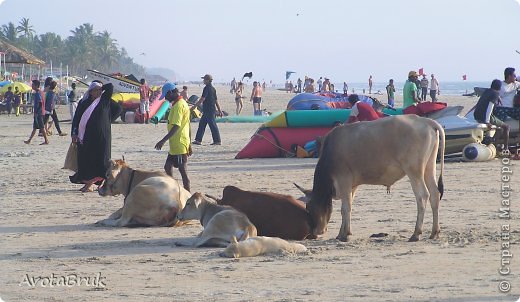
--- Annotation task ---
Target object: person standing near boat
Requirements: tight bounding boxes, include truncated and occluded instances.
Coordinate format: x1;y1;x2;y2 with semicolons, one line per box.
386;79;395;107
403;71;421;109
192;74;222;145
430;74;440;102
346;94;382;123
420;74;429;101
139;78;152;124
368;75;373;94
499;67;520;108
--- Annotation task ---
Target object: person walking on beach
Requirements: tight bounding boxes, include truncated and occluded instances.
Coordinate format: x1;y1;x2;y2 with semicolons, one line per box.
155;85;192;191
386;79;396;107
24;80;49;145
4;86;13;116
68;82;78;120
230;77;237;94
403;71;421;108
180;86;189;100
235;82;244;115
250;81;263;115
192;74;223;145
139;78;151;124
43;80;67;136
343;82;349;94
420;74;429;101
13;87;21;116
430;74;440;102
297;78;302;93
368;75;373;94
317;77;323;92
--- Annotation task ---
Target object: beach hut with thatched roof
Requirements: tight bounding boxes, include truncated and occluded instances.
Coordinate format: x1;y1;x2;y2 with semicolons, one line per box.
0;38;45;81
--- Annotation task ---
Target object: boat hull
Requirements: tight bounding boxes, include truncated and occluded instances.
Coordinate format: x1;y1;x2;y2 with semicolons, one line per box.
87;70;140;93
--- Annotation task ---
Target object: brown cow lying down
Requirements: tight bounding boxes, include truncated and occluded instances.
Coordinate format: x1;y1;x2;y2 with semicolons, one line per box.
210;186;315;240
97;159;191;227
176;192;257;247
220;236;307;258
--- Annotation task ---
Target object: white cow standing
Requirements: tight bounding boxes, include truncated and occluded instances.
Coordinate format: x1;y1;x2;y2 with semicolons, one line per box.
306;115;445;242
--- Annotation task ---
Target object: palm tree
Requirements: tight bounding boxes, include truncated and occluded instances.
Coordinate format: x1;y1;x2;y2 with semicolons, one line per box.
33;32;64;65
94;30;119;71
16;18;35;51
69;23;96;72
1;22;18;43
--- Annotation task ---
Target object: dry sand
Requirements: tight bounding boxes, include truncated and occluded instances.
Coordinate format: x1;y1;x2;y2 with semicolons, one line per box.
0;86;518;301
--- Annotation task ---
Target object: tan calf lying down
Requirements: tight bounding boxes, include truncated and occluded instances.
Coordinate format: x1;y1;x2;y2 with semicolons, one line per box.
97;159;190;227
176;192;257;247
220;236;307;258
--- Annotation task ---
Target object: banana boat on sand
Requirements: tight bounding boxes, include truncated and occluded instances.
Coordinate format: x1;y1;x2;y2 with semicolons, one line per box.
87;69;141;93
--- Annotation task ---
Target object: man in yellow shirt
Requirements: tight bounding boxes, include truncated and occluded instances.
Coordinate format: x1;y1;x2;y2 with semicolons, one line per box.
154;83;192;191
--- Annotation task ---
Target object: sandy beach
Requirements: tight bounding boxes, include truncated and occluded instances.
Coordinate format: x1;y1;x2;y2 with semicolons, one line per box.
0;86;518;301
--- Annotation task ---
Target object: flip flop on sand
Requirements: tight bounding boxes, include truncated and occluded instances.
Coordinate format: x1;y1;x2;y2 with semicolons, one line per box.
39;142;49;145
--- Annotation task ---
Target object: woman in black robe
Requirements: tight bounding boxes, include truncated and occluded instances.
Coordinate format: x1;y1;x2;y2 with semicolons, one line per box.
70;81;122;192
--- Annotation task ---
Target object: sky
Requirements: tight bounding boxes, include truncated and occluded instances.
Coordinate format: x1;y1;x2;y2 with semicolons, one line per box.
1;0;520;83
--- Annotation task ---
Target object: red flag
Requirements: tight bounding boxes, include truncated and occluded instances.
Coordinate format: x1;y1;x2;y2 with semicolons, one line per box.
462;75;467;81
418;68;424;76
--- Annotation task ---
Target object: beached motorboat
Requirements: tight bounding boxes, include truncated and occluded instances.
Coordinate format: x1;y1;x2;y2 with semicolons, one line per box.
87;69;141;93
463;107;520;147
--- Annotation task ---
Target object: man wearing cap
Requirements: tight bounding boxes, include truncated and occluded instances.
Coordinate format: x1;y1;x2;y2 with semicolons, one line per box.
155;84;192;191
403;71;421;109
192;74;222;145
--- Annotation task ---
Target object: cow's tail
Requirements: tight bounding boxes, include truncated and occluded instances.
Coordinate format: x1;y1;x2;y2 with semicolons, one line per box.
434;121;445;200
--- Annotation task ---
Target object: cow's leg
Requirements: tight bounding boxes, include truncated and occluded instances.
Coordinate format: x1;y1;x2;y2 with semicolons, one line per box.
425;161;441;240
409;176;430;242
108;207;124;220
337;186;353;242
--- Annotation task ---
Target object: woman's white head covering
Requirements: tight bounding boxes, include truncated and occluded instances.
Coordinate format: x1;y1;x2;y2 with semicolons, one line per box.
80;81;103;102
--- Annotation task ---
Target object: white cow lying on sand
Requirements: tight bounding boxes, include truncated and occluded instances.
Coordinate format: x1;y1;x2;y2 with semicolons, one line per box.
176;192;257;247
97;159;190;227
176;192;256;247
220;236;308;258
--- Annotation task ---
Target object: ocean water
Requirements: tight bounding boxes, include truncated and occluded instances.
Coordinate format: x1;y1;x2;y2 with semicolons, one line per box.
332;81;490;96
278;81;490;96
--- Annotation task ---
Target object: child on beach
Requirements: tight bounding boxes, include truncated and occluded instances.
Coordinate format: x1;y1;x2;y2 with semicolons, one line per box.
24;80;49;145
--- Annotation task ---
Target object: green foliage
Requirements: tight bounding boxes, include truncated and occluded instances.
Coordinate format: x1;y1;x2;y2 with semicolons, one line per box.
1;19;145;77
